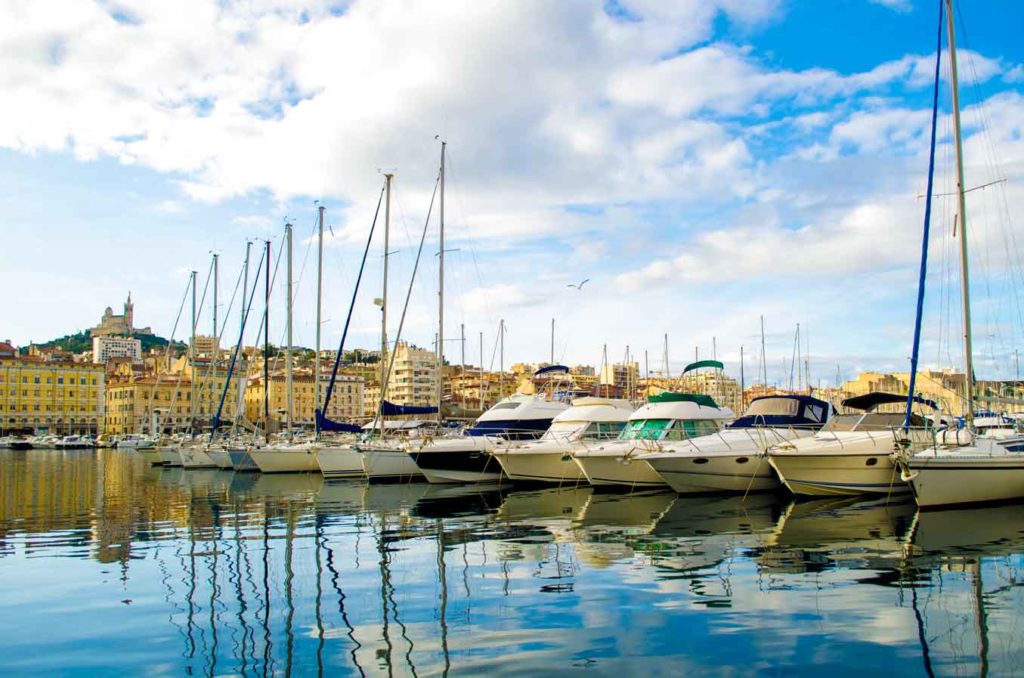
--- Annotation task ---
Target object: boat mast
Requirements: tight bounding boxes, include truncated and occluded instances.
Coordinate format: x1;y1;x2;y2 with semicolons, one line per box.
237;242;251;432
285;222;294;437
498;319;505;400
479;331;484;411
380;173;393;435
945;0;975;429
264;239;271;444
315;205;324;436
190;269;197;436
212;253;219;339
437;142;446;426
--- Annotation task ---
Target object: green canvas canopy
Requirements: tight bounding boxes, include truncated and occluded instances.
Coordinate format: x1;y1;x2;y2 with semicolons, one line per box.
682;359;724;375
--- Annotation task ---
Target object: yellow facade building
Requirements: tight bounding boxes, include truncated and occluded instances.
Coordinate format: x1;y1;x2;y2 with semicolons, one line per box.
105;377;194;434
0;355;105;435
245;370;364;429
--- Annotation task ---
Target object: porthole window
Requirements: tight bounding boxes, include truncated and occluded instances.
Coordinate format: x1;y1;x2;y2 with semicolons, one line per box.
736;457;749;464
865;457;878;467
693;458;709;465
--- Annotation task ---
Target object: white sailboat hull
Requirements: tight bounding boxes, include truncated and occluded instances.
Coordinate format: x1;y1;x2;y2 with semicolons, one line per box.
228;448;259;472
181;447;218;469
359;446;423;481
207;448;234;469
249;447;321;473
317;445;365;479
160;446;183;466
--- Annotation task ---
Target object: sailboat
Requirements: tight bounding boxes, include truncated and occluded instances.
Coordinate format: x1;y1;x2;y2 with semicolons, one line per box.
248;224;322;473
896;0;1024;508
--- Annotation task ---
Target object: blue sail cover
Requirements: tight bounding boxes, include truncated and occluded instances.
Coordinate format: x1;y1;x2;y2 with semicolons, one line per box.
380;400;438;416
315;410;363;433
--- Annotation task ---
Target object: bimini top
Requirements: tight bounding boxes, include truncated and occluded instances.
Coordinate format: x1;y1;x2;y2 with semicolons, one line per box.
466;394;569;439
841;391;938;412
631;393;734;423
729;395;832;430
647;392;719;408
534;364;569;376
553;397;635;424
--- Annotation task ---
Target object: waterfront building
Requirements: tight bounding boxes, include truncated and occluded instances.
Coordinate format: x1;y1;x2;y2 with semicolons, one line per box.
244;370;364;429
190;335;220;358
92;336;143;365
0;351;105;435
90;293;153;338
105;377;193;435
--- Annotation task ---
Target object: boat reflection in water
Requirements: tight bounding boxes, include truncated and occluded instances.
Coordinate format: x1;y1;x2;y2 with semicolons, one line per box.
2;448;1024;674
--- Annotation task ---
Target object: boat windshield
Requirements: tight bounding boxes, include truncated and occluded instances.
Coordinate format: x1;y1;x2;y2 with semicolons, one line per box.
579;421;627;440
821;412;919;432
621;419;670;440
744;397;799;417
540;421;587;441
620;418;719;441
819;414;864;432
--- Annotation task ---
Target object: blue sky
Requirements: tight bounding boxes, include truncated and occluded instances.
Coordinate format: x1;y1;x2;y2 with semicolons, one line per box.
1;0;1022;385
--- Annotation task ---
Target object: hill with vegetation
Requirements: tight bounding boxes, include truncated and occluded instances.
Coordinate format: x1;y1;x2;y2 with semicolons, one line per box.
19;331;186;355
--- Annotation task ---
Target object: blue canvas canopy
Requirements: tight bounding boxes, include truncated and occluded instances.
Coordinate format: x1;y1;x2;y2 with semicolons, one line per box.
315;410;363;433
534;364;569;376
380;400;438;416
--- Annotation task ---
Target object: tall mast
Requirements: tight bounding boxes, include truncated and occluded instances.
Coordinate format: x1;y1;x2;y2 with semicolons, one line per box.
238;242;251;429
945;0;975;428
498;319;505;400
212;253;219;338
740;345;746;410
190;269;197;435
437;141;446;426
315;205;325;432
264;239;271;443
550;318;555;365
760;316;768;388
380;174;393;432
479;331;484;411
285;222;294;436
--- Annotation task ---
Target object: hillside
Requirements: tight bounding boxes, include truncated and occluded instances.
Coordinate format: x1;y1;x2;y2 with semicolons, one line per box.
19;331;186;355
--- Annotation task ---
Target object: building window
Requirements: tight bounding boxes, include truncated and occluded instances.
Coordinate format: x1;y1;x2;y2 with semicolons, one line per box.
58;377;64;385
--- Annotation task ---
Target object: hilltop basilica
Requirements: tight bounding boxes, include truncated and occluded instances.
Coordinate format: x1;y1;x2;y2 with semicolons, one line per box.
90;293;153;338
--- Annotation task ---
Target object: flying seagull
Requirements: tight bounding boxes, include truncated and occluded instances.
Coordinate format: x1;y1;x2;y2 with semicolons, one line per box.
567;278;590;290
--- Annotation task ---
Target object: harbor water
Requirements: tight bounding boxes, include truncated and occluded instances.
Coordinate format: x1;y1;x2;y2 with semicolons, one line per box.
2;448;1023;676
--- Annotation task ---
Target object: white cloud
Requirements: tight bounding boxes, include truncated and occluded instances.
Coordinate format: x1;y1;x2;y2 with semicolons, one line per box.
868;0;913;14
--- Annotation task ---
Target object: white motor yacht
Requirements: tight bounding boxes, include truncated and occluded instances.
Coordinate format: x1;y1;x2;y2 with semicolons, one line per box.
572;393;734;488
491;397;633;484
768;392;937;497
409;394;570;484
641;394;832;494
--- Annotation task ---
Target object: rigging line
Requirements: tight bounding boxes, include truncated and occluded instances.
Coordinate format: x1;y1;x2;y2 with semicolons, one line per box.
379;171;442;407
144;276;192;430
321;181;386;422
906;0;944;429
444;151;496;327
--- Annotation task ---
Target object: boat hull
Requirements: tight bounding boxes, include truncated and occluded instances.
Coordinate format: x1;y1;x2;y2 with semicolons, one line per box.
410;449;504;484
159;447;183;466
180;447;218;469
249;448;321;473
317;445;365;479
207;448;234;469
646;454;780;494
905;455;1024;508
359;446;423;482
228;448;259;472
768;453;909;497
491;450;586;484
573;454;666;488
